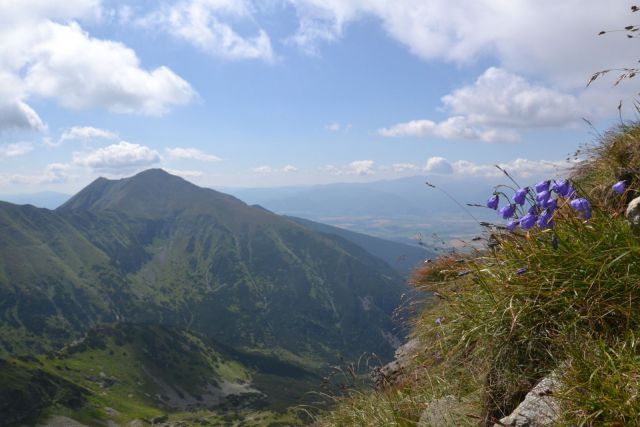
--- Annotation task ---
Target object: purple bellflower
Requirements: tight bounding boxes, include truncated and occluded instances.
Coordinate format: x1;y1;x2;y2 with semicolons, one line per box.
537;209;554;229
506;220;518;232
570;198;590;212
535;180;550;193
499;204;517;219
487;194;499;210
552;180;569;196
514;187;528;206
536;190;551;207
613;180;626;194
520;213;537;230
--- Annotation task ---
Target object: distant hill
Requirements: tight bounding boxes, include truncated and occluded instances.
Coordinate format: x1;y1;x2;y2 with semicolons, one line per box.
0;191;70;209
286;215;435;276
226;175;498;246
0;169;408;424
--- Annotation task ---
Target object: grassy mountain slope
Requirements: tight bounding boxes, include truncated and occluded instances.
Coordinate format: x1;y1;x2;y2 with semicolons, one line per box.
316;124;640;426
55;169;405;364
0;169;408;424
286;215;435;276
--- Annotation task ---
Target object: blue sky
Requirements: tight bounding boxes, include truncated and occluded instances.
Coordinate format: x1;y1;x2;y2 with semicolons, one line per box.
0;0;638;192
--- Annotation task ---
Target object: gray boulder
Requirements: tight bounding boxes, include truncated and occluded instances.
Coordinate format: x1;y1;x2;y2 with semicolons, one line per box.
495;374;561;427
627;196;640;228
372;338;420;388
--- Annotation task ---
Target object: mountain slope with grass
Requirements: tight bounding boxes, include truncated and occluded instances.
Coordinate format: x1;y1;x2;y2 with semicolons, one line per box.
0;169;408;425
315;124;640;426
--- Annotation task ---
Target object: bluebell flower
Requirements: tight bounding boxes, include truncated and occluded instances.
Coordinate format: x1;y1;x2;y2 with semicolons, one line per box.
546;198;558;213
570;198;590;212
613;180;626;194
537;209;554;229
520;213;537;230
563;185;577;199
506;220;518;232
499;204;517;219
487;194;499;210
535;180;550;193
513;187;528;206
528;205;538;215
516;267;527;275
581;209;592;220
536;190;551;207
552;180;569;195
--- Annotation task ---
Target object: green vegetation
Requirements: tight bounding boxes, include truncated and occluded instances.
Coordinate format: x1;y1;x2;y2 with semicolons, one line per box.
0;169;409;425
315;124;640;426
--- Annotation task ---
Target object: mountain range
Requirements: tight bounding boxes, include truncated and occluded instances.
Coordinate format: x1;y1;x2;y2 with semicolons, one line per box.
0;169;412;425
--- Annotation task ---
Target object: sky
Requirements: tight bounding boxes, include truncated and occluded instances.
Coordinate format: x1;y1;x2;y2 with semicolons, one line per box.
0;0;639;193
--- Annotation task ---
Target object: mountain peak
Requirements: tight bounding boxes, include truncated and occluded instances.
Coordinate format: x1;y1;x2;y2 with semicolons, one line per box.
57;169;236;217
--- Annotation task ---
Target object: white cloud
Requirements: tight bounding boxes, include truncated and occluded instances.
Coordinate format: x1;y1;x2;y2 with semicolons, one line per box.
253;164;298;173
0;163;70;186
325;122;341;132
424;157;453;174
24;22;195;115
59;126;118;144
443;68;585;128
0;1;195;133
0;72;45;133
323;160;375;176
164;168;204;178
324;122;351;132
165;147;222;162
73;141;161;173
378;116;519;143
378;68;589;143
284;1;637;89
138;0;274;62
422;157;569;179
391;163;417;172
0;142;34;158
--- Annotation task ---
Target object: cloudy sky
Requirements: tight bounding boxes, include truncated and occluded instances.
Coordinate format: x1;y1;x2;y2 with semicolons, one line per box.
0;0;638;192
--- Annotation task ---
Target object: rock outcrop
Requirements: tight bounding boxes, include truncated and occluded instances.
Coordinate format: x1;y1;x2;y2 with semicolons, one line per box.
626;196;640;228
494;374;561;427
372;338;421;388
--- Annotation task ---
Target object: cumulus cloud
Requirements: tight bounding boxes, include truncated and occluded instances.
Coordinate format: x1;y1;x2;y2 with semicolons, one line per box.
138;0;274;62
0;163;70;186
0;1;195;133
284;1;636;89
0;142;34;158
378;68;588;143
424;157;453;174
165;147;222;162
378;116;519;143
443;68;585;128
420;156;569;179
59;126;118;144
73;141;161;173
23;22;195;115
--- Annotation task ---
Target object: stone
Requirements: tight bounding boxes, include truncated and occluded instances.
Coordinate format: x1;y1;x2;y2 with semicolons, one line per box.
627;196;640;229
495;374;561;427
417;395;459;426
371;338;421;388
